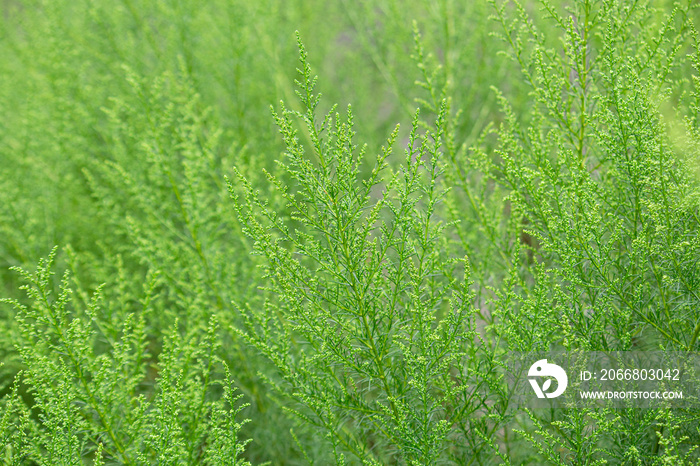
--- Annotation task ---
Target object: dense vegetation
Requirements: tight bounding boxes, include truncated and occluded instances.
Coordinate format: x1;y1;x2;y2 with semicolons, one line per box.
1;0;700;463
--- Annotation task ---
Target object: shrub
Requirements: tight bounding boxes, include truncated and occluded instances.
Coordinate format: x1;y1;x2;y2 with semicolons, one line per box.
1;0;699;464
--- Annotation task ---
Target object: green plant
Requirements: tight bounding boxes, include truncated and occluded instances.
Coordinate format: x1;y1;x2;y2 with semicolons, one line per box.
2;0;700;464
230;35;492;464
1;249;251;464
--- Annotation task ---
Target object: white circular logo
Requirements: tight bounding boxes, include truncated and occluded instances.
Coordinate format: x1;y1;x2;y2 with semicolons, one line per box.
528;359;568;399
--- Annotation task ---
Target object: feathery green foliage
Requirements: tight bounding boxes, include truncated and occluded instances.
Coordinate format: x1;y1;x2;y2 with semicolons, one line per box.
1;0;700;464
